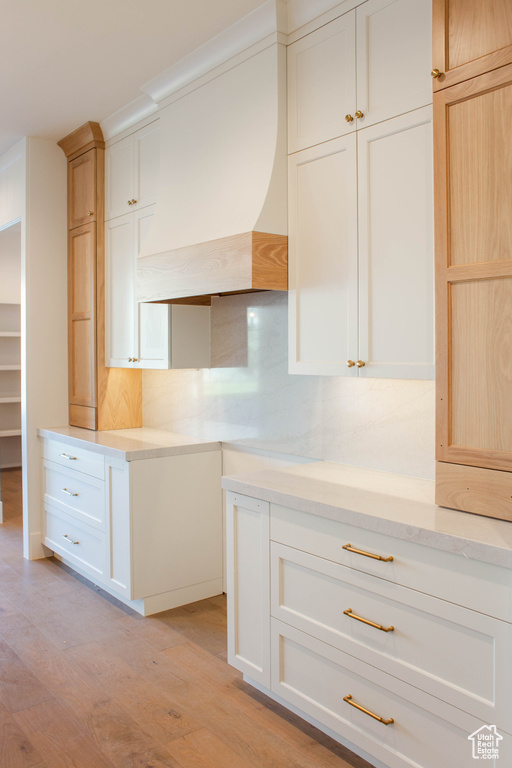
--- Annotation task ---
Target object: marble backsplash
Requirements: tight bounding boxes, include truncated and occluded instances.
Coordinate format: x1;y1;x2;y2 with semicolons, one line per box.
143;291;436;479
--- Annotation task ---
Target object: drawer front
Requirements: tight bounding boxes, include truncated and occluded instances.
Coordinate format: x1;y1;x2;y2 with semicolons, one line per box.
271;542;511;727
43;462;105;531
42;438;104;480
270;503;512;621
271;620;510;768
44;506;106;582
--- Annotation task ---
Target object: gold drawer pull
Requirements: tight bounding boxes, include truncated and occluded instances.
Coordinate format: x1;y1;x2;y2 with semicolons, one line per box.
61;488;79;497
62;534;79;545
59;452;77;461
343;695;394;725
343;608;394;633
342;543;393;562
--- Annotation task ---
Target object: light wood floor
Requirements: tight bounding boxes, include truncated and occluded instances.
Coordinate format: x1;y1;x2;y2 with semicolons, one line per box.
0;468;375;768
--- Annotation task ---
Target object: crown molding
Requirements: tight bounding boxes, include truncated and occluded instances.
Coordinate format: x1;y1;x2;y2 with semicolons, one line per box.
101;95;158;143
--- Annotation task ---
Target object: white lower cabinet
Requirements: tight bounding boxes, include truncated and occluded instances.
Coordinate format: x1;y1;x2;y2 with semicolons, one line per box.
42;438;223;615
226;492;512;767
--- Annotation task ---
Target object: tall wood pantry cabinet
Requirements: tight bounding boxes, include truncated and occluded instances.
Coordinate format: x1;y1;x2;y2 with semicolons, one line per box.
287;0;434;378
58;123;142;430
433;1;512;520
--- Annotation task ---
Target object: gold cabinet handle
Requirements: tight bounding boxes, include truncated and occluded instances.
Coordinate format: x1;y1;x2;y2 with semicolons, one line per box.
343;695;394;725
343;608;394;633
431;69;442;78
59;452;77;461
87;210;94;216
345;114;354;123
356;360;365;368
346;360;356;368
62;534;79;545
354;110;364;119
342;543;393;562
61;488;79;497
132;358;138;362
128;199;137;205
128;357;133;362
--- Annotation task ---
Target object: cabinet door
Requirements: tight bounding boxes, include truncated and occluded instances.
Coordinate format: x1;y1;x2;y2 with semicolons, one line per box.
68;224;96;409
105;121;159;220
356;0;432;129
133;122;160;211
288;136;358;376
432;0;512;90
226;492;270;688
105;214;135;368
68;150;97;229
134;206;171;369
287;12;356;152
435;65;512;472
357;107;434;379
105;137;134;220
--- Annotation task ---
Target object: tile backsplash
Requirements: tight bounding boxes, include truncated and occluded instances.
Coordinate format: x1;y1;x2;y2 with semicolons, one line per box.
143;291;435;479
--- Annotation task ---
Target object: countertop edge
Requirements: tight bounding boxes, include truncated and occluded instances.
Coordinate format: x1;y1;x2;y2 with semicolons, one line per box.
222;476;512;570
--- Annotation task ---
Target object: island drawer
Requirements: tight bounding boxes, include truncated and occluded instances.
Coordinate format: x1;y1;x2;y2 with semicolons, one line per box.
271;542;511;727
42;438;104;480
43;505;106;583
270;503;512;621
43;461;105;531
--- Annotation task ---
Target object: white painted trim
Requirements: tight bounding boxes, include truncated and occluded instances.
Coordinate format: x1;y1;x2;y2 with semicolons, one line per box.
101;96;158;143
141;0;286;105
0;140;25;172
0;500;3;523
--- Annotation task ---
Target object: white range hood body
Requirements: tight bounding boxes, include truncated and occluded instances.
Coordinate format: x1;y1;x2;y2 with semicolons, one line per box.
137;40;287;302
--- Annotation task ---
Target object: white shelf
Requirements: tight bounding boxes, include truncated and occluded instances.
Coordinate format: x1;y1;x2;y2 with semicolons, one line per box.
0;429;22;437
0;395;21;403
0;331;21;337
0;365;21;371
0;461;22;469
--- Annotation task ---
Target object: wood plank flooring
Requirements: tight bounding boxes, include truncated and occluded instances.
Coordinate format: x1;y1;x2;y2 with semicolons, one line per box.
0;468;375;768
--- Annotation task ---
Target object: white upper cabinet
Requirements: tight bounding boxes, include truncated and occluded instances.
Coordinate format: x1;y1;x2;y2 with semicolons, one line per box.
288;0;432;153
105;121;160;220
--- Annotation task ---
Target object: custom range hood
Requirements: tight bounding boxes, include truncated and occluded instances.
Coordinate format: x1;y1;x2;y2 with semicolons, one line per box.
136;7;288;305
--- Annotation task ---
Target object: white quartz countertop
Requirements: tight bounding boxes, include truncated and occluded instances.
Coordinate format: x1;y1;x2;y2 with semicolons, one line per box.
38;426;221;461
222;461;512;569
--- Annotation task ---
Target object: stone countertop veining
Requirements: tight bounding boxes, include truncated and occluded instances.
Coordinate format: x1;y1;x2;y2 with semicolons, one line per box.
38;426;221;462
222;461;512;569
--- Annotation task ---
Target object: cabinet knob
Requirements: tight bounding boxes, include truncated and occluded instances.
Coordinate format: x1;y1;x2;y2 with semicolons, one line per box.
87;210;94;216
431;69;442;78
345;114;354;123
356;360;365;368
128;357;133;362
132;358;138;362
346;360;356;368
355;110;364;119
127;199;138;206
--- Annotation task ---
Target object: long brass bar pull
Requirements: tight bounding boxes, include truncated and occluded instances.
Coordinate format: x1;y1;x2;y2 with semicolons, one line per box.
343;608;394;633
342;543;393;562
59;452;77;461
61;488;79;497
343;695;394;725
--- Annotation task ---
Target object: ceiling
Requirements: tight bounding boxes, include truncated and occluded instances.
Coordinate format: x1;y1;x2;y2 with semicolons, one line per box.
0;0;269;157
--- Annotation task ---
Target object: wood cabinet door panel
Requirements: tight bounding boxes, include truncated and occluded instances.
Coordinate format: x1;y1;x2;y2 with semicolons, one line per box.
288;136;358;376
433;0;512;88
68;224;96;408
356;0;432;130
68;151;96;229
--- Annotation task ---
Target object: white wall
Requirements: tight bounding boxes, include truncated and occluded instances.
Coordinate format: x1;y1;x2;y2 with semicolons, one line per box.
0;222;21;303
143;291;435;480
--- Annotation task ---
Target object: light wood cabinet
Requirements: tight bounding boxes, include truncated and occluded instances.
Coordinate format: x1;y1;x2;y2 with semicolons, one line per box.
289;106;434;378
58;123;142;431
433;19;512;518
105;121;159;221
287;0;431;153
432;0;512;90
226;491;512;768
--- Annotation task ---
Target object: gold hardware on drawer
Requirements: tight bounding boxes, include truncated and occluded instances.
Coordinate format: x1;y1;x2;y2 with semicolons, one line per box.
346;360;355;368
342;543;393;562
431;68;442;78
343;695;394;725
61;488;79;497
62;534;79;545
59;452;77;461
356;360;365;368
354;110;364;119
345;114;354;123
343;608;394;633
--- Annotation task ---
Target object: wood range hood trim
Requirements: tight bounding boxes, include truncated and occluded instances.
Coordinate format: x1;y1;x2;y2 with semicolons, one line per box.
137;230;288;304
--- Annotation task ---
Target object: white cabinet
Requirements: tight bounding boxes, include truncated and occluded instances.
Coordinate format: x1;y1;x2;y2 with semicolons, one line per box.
105;121;160;220
289;106;434;379
287;0;432;153
226;491;512;768
41;436;223;615
0;303;21;468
